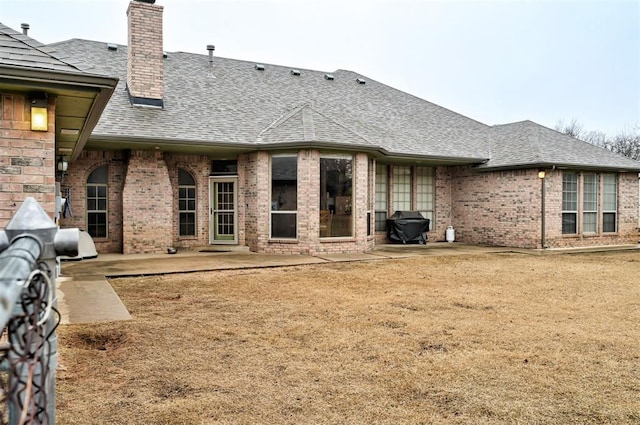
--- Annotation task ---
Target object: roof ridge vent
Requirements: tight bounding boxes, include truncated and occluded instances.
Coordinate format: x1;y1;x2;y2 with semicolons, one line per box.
107;43;118;51
291;69;301;76
324;74;334;81
356;78;366;85
255;64;265;71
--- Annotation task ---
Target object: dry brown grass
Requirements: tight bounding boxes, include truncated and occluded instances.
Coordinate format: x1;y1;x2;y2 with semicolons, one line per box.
56;251;640;424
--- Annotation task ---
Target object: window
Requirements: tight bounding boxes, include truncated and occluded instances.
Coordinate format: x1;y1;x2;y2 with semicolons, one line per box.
320;156;352;237
562;172;578;234
582;173;598;233
392;165;411;212
178;169;196;237
87;165;108;238
602;174;617;232
562;171;618;235
416;166;434;230
271;155;297;239
375;164;388;231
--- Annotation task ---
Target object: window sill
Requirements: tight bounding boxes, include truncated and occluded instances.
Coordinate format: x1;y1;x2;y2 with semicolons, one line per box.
268;239;299;244
320;237;356;243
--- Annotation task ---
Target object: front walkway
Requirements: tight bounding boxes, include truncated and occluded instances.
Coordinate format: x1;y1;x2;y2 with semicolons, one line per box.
57;242;639;324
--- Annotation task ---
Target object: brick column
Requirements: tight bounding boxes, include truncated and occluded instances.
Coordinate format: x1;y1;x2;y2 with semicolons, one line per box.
122;150;172;253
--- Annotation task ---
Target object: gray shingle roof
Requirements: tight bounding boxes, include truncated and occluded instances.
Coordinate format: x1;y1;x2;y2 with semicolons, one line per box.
42;39;490;160
482;121;640;171
40;38;640;171
0;23;82;73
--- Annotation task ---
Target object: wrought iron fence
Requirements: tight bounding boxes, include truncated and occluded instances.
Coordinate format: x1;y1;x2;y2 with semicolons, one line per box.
0;198;78;425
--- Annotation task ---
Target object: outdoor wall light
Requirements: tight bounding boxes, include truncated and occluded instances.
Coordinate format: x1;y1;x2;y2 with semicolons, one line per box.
537;170;546;179
30;97;48;132
57;155;68;174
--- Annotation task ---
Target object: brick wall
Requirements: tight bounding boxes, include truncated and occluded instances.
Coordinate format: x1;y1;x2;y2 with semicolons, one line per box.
253;150;375;255
450;166;541;248
165;154;210;249
58;151;126;253
126;0;164;101
122;150;172;253
0;93;56;226
543;170;639;248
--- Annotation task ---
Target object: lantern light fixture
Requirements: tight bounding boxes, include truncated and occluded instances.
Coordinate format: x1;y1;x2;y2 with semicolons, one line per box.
57;155;68;174
30;95;48;132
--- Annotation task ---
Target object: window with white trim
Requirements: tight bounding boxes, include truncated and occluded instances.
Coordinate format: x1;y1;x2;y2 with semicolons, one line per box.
392;165;411;212
562;172;578;234
178;168;197;237
416;166;434;230
582;173;598;233
375;164;388;231
87;165;108;238
562;171;618;235
602;173;617;233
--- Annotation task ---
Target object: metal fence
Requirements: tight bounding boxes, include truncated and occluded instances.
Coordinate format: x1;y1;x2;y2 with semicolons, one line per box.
0;198;78;425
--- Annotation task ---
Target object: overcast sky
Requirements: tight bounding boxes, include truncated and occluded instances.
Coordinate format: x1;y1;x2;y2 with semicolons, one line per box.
2;0;638;136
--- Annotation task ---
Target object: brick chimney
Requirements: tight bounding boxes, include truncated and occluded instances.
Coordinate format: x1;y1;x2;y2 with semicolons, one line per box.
126;0;164;107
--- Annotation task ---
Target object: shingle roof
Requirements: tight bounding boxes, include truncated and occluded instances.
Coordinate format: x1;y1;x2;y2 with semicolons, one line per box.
42;39;491;161
0;23;82;73
40;38;640;171
482;121;640;171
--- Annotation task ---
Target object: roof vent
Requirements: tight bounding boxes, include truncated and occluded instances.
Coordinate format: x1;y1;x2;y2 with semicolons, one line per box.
207;45;215;66
20;23;29;35
356;78;366;85
324;74;334;81
107;43;118;51
255;64;265;71
291;69;301;76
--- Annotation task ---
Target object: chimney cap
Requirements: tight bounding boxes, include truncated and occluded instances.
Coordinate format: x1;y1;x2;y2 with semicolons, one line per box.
207;45;215;51
135;0;156;3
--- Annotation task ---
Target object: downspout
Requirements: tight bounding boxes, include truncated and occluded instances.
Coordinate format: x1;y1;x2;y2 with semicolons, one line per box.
539;169;547;249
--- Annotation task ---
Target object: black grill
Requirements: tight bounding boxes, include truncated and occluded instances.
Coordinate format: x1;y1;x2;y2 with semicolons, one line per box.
386;211;429;244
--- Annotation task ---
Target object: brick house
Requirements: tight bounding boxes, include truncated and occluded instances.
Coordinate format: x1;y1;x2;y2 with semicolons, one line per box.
2;0;639;255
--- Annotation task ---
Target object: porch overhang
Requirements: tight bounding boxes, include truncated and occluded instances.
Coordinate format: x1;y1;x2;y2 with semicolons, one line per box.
0;65;118;161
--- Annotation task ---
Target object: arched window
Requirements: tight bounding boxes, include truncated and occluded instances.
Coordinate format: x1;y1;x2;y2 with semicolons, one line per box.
178;168;197;237
87;165;108;238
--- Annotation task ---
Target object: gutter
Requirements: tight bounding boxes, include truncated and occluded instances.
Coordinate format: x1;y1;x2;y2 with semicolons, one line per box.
88;134;489;165
475;161;640;173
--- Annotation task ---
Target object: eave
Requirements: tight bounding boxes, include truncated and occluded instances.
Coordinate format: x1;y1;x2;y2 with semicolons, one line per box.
0;65;118;160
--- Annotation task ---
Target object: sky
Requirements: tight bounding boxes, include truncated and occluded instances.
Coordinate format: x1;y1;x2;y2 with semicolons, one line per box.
1;0;638;136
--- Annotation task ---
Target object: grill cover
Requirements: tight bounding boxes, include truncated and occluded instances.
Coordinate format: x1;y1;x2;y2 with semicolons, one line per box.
386;211;430;244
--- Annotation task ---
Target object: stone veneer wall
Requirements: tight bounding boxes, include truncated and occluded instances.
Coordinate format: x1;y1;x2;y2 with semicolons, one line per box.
0;93;56;225
122;150;172;253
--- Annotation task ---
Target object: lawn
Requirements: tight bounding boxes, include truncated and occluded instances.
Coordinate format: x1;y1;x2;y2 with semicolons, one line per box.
56;251;640;424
